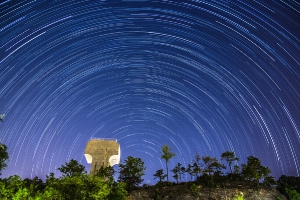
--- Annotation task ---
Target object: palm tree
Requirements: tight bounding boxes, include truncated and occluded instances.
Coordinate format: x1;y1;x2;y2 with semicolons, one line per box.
161;144;176;182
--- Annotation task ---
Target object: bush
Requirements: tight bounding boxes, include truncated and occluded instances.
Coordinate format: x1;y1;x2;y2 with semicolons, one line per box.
189;183;199;197
233;194;244;200
285;188;300;200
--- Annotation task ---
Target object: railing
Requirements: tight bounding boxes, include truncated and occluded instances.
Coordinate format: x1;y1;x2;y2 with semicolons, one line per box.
90;137;117;141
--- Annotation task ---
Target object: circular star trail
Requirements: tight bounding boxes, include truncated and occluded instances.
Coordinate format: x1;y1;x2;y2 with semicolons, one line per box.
0;1;299;183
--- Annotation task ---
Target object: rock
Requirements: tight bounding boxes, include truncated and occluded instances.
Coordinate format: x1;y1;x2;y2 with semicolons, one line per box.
128;185;287;200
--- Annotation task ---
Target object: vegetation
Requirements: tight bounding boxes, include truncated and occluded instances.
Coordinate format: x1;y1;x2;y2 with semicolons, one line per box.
277;175;300;200
0;143;8;176
118;156;146;191
221;151;239;173
241;156;272;187
161;144;176;182
0;142;298;199
0;143;127;199
233;194;244;200
189;183;199;197
57;159;86;177
153;169;166;183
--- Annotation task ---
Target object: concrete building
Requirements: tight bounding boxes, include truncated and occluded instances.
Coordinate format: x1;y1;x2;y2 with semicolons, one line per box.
84;138;120;174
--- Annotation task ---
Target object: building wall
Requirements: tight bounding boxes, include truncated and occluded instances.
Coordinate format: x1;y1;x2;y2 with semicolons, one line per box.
84;139;120;174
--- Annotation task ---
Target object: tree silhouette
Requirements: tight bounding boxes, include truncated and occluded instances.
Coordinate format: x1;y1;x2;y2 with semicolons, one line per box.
57;159;86;177
0;143;8;176
118;156;146;191
192;162;201;179
161;144;176;182
202;156;225;176
241;156;271;187
153;169;167;183
171;163;181;183
95;165;115;179
221;151;239;173
186;164;193;181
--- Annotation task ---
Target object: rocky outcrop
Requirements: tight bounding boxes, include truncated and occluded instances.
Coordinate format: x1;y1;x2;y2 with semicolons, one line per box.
128;184;287;200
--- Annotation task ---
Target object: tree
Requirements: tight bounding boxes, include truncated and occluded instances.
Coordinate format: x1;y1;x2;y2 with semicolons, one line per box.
161;144;176;182
263;176;276;188
221;151;239;173
192;162;201;179
6;175;25;192
171;163;181;183
202;156;225;176
241;156;271;187
41;171;126;200
49;174;87;200
106;180;127;200
285;188;300;200
277;175;300;198
173;173;179;184
153;169;167;183
233;165;240;175
0;180;10;199
95;165;115;179
57;159;86;177
23;176;45;198
186;164;193;181
118;156;146;191
180;166;186;182
193;153;201;166
36;186;62;200
0;143;8;176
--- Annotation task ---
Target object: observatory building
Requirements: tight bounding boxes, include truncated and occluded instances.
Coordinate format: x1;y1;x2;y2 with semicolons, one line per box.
84;138;120;174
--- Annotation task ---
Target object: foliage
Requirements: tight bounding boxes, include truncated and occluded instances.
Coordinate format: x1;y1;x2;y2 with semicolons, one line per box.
95;165;115;179
161;144;176;182
57;159;86;177
179;165;186;182
23;176;45;198
5;175;25;195
233;165;240;175
0;143;9;176
241;156;271;187
171;163;181;183
189;183;199;197
221;151;239;173
192;162;202;179
118;156;146;191
233;194;244;200
153;187;163;200
153;169;167;183
193;153;201;166
186;164;193;181
231;165;242;181
285;188;300;200
172;173;179;184
58;174;88;199
106;180;128;200
277;175;300;200
263;175;276;188
0;158;127;200
1;142;300;199
0;175;36;200
202;156;225;176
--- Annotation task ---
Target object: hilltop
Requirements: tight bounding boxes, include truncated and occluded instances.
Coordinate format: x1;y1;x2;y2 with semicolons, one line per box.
128;183;287;200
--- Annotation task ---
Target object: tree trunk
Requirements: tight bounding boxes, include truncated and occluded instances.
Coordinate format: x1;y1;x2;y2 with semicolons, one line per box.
166;161;169;182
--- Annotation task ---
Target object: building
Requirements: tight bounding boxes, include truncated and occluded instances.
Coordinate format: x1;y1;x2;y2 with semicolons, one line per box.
84;138;120;174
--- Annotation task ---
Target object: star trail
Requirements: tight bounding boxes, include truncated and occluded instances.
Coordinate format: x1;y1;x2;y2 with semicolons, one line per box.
0;0;299;183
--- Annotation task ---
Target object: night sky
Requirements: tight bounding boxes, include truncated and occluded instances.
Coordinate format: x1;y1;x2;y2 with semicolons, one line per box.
0;0;300;184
